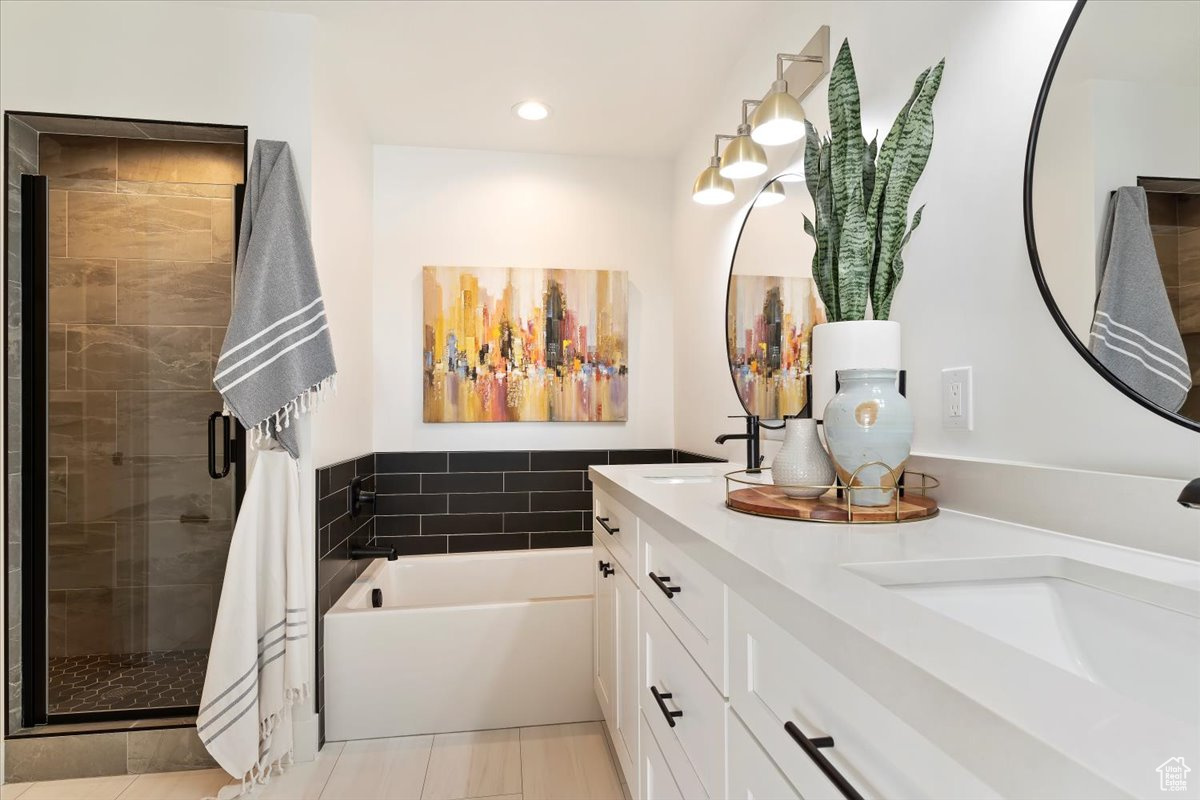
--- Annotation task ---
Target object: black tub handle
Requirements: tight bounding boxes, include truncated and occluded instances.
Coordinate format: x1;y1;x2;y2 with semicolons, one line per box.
649;572;681;599
208;412;231;479
596;516;619;535
650;685;683;728
784;721;863;800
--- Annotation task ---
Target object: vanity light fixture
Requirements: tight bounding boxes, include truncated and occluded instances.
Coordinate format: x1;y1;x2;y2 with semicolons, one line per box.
692;134;737;205
750;53;821;146
513;100;551;121
719;100;769;179
753;181;786;207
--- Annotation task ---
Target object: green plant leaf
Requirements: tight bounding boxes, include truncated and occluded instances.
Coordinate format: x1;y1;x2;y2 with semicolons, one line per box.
873;59;943;317
828;39;867;320
876;205;923;320
836;190;870;321
804;120;822;201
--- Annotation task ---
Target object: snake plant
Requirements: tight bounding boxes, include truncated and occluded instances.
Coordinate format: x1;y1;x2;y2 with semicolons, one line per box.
803;40;944;321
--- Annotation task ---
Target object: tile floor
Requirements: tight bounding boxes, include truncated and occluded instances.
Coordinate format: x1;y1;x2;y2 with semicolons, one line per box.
0;722;628;800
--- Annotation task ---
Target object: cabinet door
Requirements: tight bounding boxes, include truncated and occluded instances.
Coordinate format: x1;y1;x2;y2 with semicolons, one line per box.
640;712;684;800
594;539;617;722
614;565;640;790
728;709;801;800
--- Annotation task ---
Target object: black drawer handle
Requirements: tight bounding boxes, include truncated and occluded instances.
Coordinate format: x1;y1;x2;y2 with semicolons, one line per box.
784;721;863;800
649;572;681;599
598;560;614;577
650;685;683;728
596;516;620;535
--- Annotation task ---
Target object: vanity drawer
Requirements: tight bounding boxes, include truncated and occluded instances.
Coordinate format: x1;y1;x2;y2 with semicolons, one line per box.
593;488;638;575
640;711;684;800
640;594;725;800
641;522;726;693
728;708;801;800
729;593;996;800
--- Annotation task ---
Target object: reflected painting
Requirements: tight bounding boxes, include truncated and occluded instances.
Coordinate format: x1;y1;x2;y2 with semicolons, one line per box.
423;266;629;422
726;275;825;418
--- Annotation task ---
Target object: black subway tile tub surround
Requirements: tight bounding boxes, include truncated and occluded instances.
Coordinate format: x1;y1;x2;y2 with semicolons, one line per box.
369;449;723;556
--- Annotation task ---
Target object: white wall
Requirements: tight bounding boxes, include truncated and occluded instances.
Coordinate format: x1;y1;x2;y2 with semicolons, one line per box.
372;146;675;452
673;0;1200;482
311;28;375;467
0;0;326;761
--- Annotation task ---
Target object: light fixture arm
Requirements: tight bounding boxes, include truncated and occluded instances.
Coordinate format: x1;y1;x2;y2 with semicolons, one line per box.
776;52;824;81
740;100;761;134
713;133;736;159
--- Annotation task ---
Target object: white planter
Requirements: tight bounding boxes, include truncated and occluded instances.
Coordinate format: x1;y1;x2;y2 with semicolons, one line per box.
810;320;902;421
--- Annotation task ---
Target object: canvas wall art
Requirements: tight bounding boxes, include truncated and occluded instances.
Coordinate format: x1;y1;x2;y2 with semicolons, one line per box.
726;275;826;419
423;266;629;423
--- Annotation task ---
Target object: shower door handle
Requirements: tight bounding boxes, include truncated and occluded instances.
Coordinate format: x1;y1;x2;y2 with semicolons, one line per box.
208;412;231;479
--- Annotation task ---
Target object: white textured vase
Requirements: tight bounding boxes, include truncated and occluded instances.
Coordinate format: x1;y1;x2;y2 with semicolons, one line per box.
771;418;835;498
811;320;902;421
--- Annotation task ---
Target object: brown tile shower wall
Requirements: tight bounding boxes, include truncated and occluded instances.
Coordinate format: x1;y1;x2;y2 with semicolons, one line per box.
1147;189;1200;417
6;115;39;733
40;133;242;660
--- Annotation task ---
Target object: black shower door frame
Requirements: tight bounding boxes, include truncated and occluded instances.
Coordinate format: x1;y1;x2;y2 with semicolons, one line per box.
4;111;249;728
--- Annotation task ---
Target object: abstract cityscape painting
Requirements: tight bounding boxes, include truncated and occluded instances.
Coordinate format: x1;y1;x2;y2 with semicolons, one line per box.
423;266;629;422
726;275;826;419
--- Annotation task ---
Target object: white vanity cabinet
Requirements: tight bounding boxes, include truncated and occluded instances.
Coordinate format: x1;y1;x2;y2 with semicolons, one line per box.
592;471;996;800
594;536;639;792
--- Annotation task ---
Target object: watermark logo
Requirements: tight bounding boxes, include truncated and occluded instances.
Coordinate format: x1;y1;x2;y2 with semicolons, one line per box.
1158;757;1190;793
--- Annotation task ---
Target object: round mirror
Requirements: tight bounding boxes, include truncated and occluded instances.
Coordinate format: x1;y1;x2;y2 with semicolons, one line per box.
1027;0;1200;430
725;174;827;421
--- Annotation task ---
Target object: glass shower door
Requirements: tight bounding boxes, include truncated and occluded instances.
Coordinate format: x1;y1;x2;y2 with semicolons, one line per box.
27;127;245;720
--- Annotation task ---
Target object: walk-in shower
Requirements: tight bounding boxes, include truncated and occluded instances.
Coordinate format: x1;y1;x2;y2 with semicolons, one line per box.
4;112;247;730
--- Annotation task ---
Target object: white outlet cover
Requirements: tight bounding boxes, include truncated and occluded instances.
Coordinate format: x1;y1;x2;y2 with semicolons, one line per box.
942;367;972;430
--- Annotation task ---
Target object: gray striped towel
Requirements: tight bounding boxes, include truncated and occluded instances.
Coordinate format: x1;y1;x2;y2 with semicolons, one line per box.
1090;187;1191;411
215;140;336;458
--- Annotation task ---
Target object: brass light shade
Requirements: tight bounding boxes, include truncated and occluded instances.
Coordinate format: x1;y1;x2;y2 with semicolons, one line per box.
719;128;768;179
750;80;806;146
692;156;735;205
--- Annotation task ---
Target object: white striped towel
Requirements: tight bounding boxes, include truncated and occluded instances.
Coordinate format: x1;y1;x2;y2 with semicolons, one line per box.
198;444;309;797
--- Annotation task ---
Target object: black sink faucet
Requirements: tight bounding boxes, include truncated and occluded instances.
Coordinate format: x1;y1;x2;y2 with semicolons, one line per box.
716;414;763;472
1179;478;1200;509
350;544;398;561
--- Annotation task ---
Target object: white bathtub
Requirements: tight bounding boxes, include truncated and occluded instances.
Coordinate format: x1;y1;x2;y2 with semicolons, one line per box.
323;548;601;741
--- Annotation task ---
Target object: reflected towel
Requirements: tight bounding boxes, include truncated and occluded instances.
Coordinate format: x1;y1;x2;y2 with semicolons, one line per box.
197;445;309;797
1090;187;1190;411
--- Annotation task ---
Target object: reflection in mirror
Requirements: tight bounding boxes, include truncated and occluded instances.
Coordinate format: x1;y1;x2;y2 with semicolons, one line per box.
1031;0;1200;425
726;174;826;420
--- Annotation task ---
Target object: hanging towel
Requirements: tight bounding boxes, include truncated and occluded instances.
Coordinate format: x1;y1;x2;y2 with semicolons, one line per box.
197;445;309;797
1090;186;1191;411
215;140;336;458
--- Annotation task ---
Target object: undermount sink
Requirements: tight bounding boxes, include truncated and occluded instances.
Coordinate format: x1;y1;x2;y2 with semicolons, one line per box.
845;556;1200;723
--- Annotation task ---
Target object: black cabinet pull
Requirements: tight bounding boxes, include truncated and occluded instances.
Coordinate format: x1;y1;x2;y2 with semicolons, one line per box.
649;572;681;599
650;685;683;728
784;721;863;800
595;516;620;535
598;560;614;577
207;412;231;479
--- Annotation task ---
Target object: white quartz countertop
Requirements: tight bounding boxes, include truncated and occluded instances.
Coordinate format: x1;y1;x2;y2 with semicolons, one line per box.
590;462;1200;800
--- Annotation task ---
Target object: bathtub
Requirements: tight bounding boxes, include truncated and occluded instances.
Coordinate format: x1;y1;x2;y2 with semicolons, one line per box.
323;547;601;741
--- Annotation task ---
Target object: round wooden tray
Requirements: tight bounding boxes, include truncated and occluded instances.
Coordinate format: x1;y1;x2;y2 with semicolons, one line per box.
726;484;938;524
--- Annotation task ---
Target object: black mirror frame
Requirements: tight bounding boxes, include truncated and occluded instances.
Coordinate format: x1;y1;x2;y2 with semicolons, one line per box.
1023;0;1199;433
724;173;808;424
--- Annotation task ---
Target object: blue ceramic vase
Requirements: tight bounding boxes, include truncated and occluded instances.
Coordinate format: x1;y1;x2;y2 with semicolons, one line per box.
822;368;913;507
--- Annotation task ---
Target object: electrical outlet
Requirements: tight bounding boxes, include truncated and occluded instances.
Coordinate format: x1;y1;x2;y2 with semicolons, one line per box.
942;367;972;430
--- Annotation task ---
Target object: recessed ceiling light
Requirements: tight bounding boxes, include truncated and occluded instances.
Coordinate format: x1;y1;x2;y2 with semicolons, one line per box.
513;100;551;121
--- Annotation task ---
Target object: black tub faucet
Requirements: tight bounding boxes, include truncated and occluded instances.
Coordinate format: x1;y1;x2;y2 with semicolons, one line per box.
716;414;763;472
351;544;398;561
1178;478;1200;509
